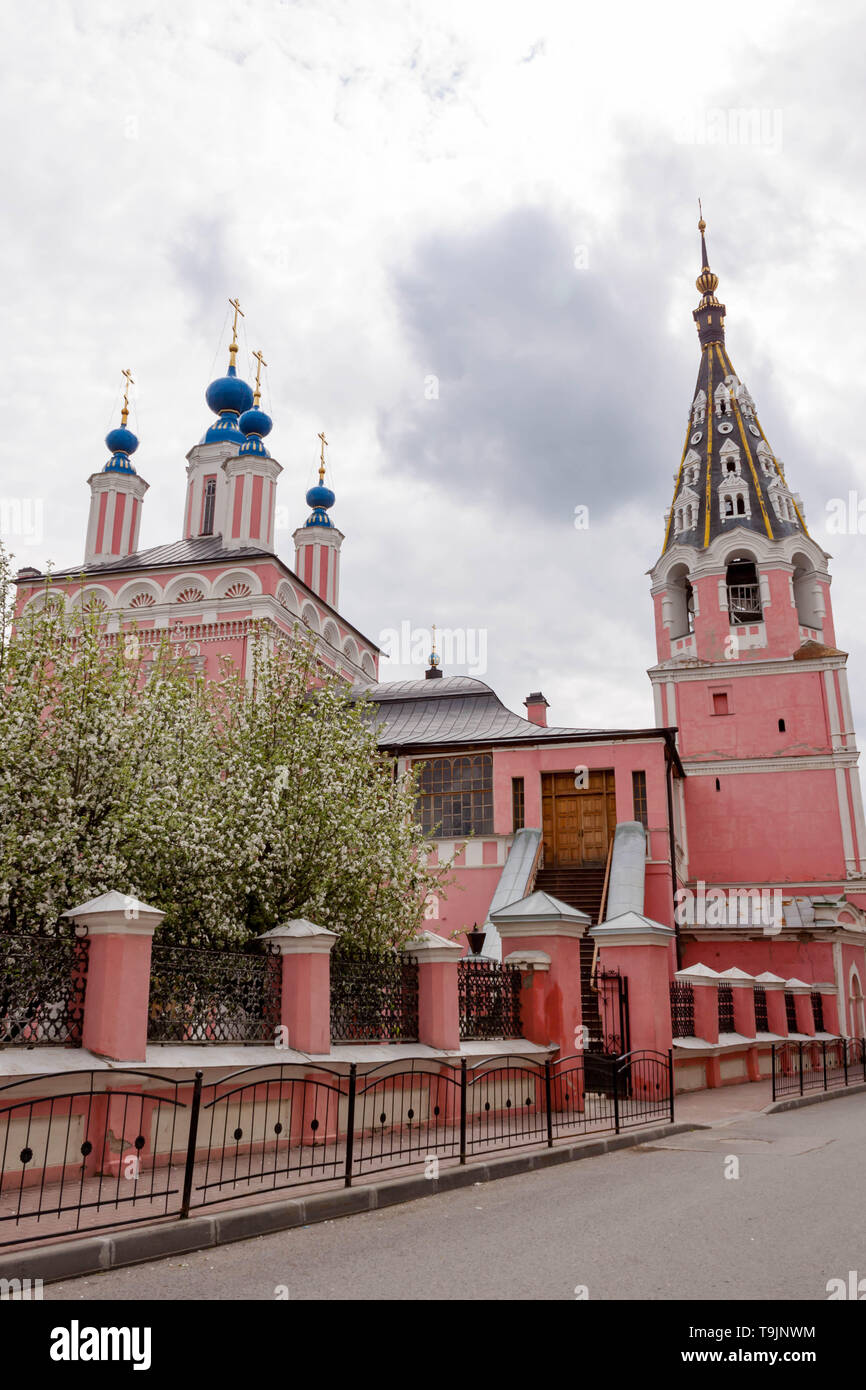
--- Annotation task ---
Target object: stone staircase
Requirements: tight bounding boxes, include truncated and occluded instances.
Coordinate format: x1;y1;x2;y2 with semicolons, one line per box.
533;863;608;925
533;862;610;1059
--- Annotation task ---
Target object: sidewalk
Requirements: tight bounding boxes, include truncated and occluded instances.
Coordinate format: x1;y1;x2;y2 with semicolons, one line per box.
674;1079;773;1125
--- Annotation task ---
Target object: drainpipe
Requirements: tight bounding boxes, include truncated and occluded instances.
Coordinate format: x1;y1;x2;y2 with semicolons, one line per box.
665;735;683;971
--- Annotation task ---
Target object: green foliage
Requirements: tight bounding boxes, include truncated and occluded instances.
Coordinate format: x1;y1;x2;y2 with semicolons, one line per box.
0;546;446;949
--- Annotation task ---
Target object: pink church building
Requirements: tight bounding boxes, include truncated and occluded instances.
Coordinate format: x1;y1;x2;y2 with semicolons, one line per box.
14;222;866;1088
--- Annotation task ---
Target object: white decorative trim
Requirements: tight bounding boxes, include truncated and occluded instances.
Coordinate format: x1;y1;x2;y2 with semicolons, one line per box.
649;655;848;684
682;752;860;776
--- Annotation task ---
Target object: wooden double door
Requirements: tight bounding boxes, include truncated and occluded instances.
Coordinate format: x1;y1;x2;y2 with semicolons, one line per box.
541;770;617;866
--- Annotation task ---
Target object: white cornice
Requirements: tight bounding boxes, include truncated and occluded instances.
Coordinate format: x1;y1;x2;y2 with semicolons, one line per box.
682;752;859;775
648;655;847;683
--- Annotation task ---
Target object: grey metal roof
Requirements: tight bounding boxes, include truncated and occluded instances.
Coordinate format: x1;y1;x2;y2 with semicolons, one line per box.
35;537;274;581
351;677;601;748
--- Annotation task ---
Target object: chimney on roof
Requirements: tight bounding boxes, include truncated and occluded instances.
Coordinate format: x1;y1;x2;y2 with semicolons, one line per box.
524;692;549;727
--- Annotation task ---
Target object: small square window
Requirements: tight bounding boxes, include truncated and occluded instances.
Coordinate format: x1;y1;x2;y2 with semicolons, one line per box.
712;692;729;715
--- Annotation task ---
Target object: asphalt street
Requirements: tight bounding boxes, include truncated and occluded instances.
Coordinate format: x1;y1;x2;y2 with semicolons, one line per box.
47;1094;866;1301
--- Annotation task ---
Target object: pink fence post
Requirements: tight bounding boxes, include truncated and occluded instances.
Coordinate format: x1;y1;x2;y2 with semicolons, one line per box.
63;891;165;1063
591;912;677;1055
491;891;590;1054
816;983;840;1034
407;929;462;1052
787;978;816;1036
675;964;721;1087
754;972;789;1036
258;920;337;1056
719;967;760;1080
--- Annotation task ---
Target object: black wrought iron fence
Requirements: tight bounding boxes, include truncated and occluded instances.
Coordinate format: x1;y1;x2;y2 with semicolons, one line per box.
458;959;522;1040
0;930;89;1047
148;944;282;1043
329;945;419;1043
0;1069;189;1245
772;1038;866;1100
669;981;695;1038
0;1050;676;1246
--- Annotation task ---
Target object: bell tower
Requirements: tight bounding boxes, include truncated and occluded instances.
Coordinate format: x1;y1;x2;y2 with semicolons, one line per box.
649;216;866;886
85;369;148;565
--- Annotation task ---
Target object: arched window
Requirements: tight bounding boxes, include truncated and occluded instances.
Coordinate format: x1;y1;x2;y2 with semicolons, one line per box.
723;495;734;517
201;478;217;536
666;563;694;638
849;970;864;1039
792;552;823;630
736;496;745;515
726;554;762;625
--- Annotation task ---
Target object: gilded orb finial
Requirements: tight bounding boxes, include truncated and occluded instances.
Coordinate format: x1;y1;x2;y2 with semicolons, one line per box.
120;368;134;426
252;349;267;407
317;430;328;484
228;296;244;368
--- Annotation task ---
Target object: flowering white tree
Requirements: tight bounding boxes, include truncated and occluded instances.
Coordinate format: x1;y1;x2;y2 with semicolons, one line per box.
0;547;446;949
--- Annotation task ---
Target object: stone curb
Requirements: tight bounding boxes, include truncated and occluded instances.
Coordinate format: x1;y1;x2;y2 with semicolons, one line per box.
766;1080;866;1113
0;1121;699;1286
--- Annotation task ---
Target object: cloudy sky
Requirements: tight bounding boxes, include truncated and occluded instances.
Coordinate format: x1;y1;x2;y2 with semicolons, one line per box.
4;0;866;732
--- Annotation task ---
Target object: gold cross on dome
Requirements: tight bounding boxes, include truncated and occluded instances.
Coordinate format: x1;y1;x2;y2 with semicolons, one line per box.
317;430;328;483
121;368;134;425
252;349;267;405
228;296;244;366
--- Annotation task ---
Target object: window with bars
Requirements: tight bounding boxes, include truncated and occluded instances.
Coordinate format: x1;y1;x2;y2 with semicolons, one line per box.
632;770;648;828
670;981;695;1038
753;986;768;1032
415;753;494;837
717;983;735;1033
784;991;798;1033
512;777;525;832
810;991;824;1032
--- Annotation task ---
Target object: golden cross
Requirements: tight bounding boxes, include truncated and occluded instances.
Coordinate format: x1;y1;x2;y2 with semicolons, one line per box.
431;622;437;654
228;296;244;367
317;430;328;483
121;368;134;425
252;349;267;405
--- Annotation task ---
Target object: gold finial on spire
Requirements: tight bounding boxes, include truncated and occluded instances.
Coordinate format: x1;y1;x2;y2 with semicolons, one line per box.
317;430;328;484
120;368;134;426
252;349;267;406
228;296;244;368
695;201;719;299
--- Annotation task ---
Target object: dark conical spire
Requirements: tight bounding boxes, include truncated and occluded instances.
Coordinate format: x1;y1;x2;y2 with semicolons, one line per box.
661;212;809;555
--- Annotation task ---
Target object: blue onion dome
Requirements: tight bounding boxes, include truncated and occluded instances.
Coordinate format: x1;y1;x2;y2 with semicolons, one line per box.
305;481;336;527
205;366;254;416
200;364;254;446
306;482;335;510
238;406;273;457
104;424;139;474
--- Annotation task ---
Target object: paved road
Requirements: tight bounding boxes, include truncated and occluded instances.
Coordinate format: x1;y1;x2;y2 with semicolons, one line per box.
48;1095;866;1301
